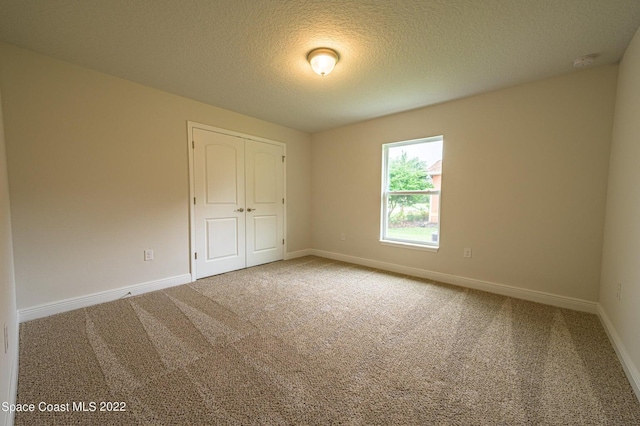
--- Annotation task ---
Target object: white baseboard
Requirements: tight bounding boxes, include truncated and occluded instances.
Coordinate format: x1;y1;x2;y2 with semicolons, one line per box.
597;304;640;402
5;318;19;426
310;249;598;314
1;315;19;426
18;274;192;323
284;249;314;260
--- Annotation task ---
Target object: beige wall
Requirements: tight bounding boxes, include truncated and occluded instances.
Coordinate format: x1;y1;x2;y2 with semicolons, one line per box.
0;42;311;310
0;86;18;423
600;27;640;388
311;65;617;302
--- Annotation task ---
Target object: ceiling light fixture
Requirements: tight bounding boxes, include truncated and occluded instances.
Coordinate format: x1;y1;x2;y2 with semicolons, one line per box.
307;48;339;76
573;54;599;68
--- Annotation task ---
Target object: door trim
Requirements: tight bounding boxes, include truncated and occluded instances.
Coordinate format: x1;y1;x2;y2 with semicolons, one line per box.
187;121;287;281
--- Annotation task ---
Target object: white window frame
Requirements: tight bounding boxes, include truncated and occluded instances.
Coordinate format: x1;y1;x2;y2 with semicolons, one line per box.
380;136;443;251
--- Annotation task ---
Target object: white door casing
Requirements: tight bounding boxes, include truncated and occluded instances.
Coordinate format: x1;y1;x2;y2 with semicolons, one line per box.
189;123;285;280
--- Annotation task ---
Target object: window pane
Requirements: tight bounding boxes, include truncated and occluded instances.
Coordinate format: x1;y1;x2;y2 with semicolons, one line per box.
381;136;443;248
386;194;440;244
387;141;443;191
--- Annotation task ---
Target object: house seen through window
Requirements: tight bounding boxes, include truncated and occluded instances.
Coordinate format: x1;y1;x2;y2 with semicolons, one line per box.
381;136;443;248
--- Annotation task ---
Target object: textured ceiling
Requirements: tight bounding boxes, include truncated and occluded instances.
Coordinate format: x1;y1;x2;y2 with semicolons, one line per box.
0;1;639;133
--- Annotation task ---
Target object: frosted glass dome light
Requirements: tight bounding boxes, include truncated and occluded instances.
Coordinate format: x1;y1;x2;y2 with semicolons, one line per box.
308;48;339;76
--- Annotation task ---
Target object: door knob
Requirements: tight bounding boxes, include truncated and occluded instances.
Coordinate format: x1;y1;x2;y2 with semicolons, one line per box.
247;208;256;212
235;208;244;212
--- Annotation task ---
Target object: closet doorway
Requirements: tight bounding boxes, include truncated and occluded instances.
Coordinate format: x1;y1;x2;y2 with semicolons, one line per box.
188;123;285;279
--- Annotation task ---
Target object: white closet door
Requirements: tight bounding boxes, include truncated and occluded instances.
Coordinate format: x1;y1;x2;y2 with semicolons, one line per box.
245;139;284;267
193;128;246;278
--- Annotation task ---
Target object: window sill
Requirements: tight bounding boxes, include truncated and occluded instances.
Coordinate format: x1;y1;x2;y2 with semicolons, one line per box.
380;240;439;253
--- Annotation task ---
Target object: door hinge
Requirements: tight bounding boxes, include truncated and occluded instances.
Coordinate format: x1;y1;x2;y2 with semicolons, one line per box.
195;252;198;260
282;198;284;204
282;155;285;163
282;239;285;245
192;140;195;149
193;197;196;205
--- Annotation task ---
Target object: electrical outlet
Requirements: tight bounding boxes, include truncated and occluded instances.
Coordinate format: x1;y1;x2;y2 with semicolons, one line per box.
4;323;8;354
340;233;346;241
144;249;154;261
616;282;622;301
463;248;472;258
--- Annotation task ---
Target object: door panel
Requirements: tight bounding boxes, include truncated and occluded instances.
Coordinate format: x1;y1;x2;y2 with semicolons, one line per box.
206;218;238;259
194;128;246;278
252;215;278;251
253;152;277;203
205;145;238;204
245;140;284;267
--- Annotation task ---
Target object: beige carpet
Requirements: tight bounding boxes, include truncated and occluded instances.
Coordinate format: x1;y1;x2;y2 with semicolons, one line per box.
15;256;640;425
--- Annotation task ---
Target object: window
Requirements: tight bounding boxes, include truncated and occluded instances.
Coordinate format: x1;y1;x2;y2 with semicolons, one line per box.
381;136;443;249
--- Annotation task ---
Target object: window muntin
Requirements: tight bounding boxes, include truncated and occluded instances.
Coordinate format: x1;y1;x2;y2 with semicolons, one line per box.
381;136;443;248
